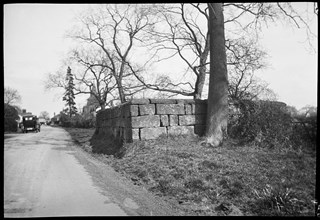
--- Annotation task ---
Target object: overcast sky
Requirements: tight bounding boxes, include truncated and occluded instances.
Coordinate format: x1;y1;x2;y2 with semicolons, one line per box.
4;3;318;118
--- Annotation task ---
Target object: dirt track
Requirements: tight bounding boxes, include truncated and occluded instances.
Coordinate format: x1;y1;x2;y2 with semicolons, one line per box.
4;126;180;217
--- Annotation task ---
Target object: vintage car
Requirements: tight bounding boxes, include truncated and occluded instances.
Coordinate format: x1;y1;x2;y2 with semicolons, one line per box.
21;115;41;133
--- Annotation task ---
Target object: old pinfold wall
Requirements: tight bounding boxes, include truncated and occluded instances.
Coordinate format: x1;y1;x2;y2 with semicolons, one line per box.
96;99;207;142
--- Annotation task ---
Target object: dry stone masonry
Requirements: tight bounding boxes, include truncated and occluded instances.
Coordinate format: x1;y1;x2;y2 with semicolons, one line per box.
96;99;207;142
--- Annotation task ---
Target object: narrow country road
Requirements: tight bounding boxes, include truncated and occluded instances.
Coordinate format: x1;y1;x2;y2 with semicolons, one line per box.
4;126;180;217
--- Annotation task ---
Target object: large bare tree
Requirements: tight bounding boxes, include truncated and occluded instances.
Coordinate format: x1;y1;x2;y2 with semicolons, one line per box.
204;2;316;146
70;48;119;109
39;111;50;121
46;4;160;107
132;3;210;99
4;86;21;106
68;4;158;103
135;3;316;102
45;48;119;110
226;37;276;101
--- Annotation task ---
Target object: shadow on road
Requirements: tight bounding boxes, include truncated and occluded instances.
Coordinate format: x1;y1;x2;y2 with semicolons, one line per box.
4;133;20;139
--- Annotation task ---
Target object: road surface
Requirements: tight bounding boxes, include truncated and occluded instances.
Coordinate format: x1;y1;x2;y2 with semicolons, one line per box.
4;126;180;217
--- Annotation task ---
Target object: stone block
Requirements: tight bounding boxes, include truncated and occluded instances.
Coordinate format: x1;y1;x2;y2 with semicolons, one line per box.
130;99;150;105
101;109;109;119
104;119;111;127
176;99;195;104
96;111;102;120
139;104;155;115
119;118;131;128
167;126;194;136
113;107;122;118
156;104;185;115
123;104;139;117
131;115;160;128
107;108;114;119
112;127;121;138
150;99;177;104
179;115;196;125
140;127;167;140
103;111;110;120
120;127;134;142
169;115;178;126
108;109;114;119
132;128;140;140
160;115;169;127
179;115;206;126
114;119;121;127
185;104;192;114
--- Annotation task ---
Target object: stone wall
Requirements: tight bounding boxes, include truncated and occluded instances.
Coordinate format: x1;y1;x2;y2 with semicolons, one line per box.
96;99;207;142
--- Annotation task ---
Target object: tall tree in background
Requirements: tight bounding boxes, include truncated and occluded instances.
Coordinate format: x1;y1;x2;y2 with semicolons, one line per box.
4;86;21;106
205;3;229;147
70;48;118;110
138;3;316;101
45;48;119;110
63;66;77;117
68;4;158;103
39;111;50;121
132;4;210;99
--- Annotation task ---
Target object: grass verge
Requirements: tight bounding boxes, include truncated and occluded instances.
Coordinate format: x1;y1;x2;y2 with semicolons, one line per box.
64;127;316;216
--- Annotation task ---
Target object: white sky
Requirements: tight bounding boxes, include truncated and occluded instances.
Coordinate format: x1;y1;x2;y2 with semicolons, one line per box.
3;3;318;118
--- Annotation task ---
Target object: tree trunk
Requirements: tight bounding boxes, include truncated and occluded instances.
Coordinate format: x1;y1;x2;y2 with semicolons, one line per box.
194;63;206;100
194;50;210;99
113;73;126;103
205;3;228;147
193;31;210;100
117;81;126;103
100;104;105;110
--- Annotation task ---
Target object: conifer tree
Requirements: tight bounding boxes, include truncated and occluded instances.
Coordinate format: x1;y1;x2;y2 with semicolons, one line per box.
63;66;77;117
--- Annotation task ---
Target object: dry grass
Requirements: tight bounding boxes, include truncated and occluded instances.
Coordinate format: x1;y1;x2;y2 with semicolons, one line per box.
64;127;316;216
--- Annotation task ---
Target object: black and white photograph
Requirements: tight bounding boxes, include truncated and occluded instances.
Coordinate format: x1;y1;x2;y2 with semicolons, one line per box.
4;3;318;216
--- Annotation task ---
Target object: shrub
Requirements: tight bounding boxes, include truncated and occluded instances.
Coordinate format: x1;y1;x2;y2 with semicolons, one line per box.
71;114;95;128
228;100;292;148
59;112;96;129
184;178;207;191
4;104;19;132
59;112;72;127
292;114;317;149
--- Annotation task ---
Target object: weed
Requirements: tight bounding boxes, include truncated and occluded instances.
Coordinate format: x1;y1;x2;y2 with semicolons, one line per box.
157;178;174;195
174;151;194;159
201;160;221;170
170;167;187;180
251;184;306;216
184;178;207;191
